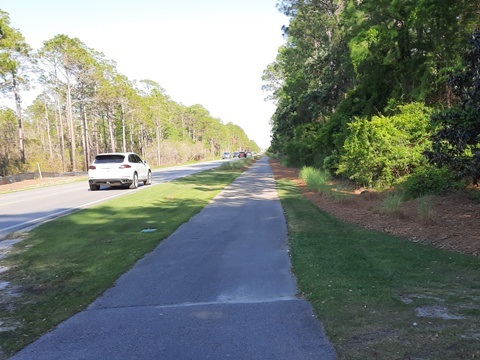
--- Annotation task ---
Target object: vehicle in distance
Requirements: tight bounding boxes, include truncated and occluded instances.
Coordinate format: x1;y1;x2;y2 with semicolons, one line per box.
238;151;247;158
232;151;239;158
222;152;231;159
88;152;152;191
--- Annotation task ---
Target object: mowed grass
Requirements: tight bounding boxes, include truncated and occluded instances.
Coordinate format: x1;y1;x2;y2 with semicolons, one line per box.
0;168;243;357
276;178;480;360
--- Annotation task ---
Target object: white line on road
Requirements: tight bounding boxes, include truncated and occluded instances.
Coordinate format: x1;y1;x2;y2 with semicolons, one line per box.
0;190;129;234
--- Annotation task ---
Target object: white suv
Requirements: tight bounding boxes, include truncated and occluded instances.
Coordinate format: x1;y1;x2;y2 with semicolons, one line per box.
88;152;152;191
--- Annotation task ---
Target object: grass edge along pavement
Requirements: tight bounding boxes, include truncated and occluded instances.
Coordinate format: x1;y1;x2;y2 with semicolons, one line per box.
275;177;480;360
0;164;247;358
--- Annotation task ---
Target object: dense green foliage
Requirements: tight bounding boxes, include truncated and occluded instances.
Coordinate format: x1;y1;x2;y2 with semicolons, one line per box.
265;0;479;189
426;31;480;184
338;103;432;186
0;11;258;176
400;165;460;199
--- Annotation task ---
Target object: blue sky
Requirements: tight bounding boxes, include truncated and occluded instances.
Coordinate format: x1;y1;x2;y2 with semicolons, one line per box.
0;0;288;148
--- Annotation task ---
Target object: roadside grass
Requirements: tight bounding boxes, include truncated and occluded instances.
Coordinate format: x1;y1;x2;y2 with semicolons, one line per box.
299;166;355;203
219;158;253;170
0;168;243;357
276;178;480;360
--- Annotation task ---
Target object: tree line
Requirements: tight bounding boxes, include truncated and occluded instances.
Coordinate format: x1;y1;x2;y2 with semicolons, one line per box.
0;10;259;176
264;0;479;192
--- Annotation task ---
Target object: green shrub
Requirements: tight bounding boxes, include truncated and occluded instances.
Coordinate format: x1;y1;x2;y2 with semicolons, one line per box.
299;166;330;193
401;165;461;199
337;103;433;188
322;152;340;176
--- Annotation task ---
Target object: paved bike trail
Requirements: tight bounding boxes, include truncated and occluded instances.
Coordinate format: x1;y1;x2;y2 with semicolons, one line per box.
12;157;336;360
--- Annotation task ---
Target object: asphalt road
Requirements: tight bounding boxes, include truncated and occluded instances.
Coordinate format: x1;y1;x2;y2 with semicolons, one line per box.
0;161;225;240
10;157;336;360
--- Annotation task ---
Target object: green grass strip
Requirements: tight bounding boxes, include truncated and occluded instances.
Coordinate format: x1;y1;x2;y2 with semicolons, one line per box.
276;178;480;360
0;168;243;357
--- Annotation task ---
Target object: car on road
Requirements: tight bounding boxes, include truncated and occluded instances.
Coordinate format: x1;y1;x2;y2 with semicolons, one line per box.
238;151;247;158
222;152;231;159
232;151;239;158
88;152;152;191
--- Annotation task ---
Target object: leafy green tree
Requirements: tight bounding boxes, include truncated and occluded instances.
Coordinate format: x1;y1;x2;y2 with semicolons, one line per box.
0;10;33;165
138;80;171;163
0;106;19;175
0;10;258;173
282;123;322;166
225;122;254;152
426;31;480;184
266;0;479;188
75;51;123;168
24;94;58;171
39;35;97;170
345;0;478;110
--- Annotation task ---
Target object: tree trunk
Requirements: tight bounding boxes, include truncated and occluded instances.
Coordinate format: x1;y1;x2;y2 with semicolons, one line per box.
93;116;99;157
140;124;146;159
107;111;116;152
12;74;25;164
56;97;66;172
65;81;76;171
181;111;187;140
121;102;126;152
101;114;108;152
129;121;134;152
80;103;90;170
44;100;53;159
155;120;161;165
